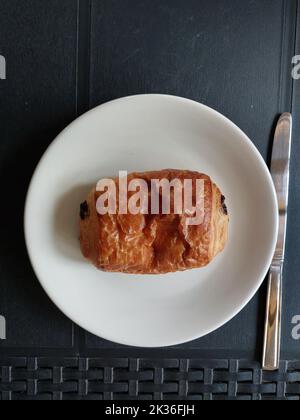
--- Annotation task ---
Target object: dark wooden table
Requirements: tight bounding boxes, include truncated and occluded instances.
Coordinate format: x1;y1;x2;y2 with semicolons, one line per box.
0;0;300;400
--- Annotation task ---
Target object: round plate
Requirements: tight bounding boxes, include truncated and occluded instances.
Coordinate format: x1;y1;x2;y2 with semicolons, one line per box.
24;94;278;347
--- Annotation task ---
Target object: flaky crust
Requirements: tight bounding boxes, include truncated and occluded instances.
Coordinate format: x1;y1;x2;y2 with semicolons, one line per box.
80;170;229;274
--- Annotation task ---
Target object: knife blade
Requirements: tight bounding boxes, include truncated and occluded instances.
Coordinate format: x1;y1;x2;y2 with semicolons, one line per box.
262;113;292;371
271;113;292;263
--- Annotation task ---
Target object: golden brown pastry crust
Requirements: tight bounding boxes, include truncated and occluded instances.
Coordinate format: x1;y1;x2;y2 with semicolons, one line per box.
80;170;229;274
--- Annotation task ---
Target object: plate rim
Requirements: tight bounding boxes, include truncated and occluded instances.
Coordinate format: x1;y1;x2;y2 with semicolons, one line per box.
24;94;279;347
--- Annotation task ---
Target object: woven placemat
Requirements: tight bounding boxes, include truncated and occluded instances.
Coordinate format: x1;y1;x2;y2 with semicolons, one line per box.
1;358;300;400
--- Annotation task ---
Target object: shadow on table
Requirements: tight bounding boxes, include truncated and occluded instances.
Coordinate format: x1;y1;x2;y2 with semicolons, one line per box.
54;184;93;263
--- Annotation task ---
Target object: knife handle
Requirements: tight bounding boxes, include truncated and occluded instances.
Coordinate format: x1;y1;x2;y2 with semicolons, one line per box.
262;264;283;371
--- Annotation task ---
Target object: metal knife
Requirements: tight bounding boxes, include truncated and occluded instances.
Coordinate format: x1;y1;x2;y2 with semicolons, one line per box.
262;113;292;371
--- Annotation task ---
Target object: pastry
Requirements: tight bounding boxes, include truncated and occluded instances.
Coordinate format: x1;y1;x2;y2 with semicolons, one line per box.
80;170;229;274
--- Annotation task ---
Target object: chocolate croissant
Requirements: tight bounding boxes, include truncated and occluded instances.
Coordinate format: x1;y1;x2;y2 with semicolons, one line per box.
80;170;229;274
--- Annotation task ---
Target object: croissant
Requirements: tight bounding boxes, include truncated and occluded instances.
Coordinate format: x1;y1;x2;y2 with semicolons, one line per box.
80;170;229;274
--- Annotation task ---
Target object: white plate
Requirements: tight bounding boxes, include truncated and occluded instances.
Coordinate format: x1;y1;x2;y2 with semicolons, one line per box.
24;94;278;347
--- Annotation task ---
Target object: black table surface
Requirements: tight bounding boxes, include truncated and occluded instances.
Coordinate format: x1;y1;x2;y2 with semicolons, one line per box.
0;0;300;400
